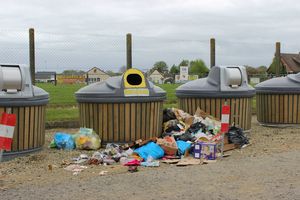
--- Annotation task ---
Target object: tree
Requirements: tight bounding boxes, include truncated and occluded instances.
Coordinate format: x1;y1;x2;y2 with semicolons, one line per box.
189;59;209;77
151;61;168;75
267;57;286;75
62;70;85;75
246;65;268;76
257;66;267;74
245;66;257;76
179;59;189;66
169;64;179;75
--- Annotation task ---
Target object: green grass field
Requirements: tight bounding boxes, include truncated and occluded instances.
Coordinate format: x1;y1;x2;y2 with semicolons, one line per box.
37;83;84;106
38;83;256;122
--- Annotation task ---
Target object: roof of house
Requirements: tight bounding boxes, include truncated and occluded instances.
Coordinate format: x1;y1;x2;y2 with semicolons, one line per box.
149;70;164;77
35;71;56;79
87;67;109;75
280;53;300;73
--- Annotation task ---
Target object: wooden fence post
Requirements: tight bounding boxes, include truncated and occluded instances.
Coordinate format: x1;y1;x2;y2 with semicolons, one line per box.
210;38;216;68
126;33;132;69
275;42;281;76
29;28;35;85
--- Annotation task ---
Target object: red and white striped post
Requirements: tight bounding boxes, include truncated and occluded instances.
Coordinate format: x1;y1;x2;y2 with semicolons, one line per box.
210;103;230;141
0;111;17;162
210;103;230;157
221;104;230;133
220;103;230;157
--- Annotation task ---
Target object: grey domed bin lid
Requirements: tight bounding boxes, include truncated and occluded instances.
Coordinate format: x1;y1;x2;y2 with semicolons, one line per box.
75;68;166;103
0;64;49;106
255;73;300;94
176;65;255;98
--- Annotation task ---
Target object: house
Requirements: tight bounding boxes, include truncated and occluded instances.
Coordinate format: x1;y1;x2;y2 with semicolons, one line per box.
35;71;56;83
267;48;300;74
85;67;110;84
279;53;300;73
148;70;164;84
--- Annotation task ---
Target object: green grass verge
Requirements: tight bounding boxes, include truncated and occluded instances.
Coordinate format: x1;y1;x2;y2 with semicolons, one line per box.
46;107;79;121
37;83;84;105
156;83;181;108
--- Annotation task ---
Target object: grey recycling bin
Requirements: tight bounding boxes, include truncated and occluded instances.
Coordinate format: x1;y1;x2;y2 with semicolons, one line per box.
256;73;300;126
0;64;49;157
176;65;255;131
75;68;166;144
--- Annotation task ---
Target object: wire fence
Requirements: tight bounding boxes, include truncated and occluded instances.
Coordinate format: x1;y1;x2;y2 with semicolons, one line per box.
0;28;298;74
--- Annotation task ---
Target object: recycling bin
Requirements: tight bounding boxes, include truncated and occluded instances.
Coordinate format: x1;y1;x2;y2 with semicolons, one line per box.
176;66;255;131
256;73;300;126
0;64;49;157
75;68;166;144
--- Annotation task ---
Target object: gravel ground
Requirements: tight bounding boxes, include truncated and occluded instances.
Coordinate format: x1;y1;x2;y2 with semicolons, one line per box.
0;116;300;200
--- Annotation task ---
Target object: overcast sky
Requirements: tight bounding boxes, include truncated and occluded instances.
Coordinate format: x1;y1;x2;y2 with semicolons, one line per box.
0;0;299;72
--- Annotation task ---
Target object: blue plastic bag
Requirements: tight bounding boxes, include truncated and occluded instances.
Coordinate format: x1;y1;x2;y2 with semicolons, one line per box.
176;140;191;155
54;132;75;150
134;142;164;160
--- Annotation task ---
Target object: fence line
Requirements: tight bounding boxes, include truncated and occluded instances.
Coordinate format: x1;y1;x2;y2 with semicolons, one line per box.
0;28;291;74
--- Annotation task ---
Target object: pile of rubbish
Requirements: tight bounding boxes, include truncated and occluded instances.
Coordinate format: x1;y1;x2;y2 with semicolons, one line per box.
51;107;249;175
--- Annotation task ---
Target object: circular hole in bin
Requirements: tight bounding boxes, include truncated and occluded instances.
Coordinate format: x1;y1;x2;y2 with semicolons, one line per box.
126;73;142;85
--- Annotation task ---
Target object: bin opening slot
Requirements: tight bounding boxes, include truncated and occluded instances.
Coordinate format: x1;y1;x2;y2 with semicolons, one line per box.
0;66;22;91
126;73;142;86
225;68;242;88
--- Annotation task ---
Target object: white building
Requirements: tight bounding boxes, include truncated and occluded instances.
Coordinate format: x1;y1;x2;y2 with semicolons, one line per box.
85;67;110;84
148;70;164;84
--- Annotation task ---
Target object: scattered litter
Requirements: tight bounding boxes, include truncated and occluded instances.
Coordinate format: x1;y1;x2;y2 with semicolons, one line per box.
99;171;108;176
64;164;88;175
141;156;160;167
72;154;89;164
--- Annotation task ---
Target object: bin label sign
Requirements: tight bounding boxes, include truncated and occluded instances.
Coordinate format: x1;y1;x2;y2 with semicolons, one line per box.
0;113;16;151
124;88;149;97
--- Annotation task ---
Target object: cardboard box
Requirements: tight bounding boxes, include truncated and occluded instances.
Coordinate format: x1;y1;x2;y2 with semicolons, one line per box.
193;142;216;160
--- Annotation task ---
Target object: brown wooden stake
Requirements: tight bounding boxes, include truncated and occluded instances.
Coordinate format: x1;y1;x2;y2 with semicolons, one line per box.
126;33;132;69
210;38;216;68
29;28;35;85
275;42;281;76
